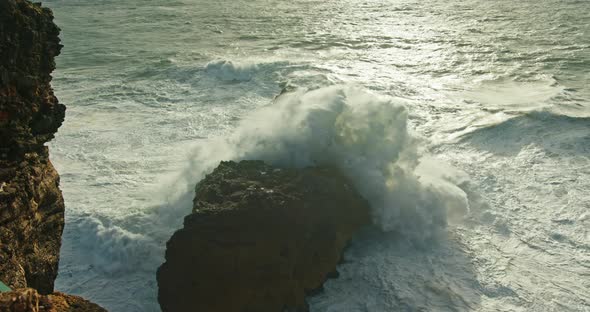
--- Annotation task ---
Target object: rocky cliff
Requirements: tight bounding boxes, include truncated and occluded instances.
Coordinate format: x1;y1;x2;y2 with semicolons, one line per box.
0;0;65;294
158;160;371;312
0;1;105;311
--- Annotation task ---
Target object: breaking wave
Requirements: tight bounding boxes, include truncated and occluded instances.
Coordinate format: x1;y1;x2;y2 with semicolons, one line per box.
58;85;472;298
180;85;471;241
76;216;161;273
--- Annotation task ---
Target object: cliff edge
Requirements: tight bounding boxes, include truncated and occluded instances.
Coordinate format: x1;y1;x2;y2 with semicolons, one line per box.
0;1;105;311
157;160;371;312
0;0;65;294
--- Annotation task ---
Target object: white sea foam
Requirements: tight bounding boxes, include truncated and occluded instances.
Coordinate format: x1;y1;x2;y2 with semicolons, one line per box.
76;217;161;273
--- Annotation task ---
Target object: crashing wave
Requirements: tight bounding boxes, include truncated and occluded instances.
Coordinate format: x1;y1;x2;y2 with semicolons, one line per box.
66;85;472;280
182;85;471;241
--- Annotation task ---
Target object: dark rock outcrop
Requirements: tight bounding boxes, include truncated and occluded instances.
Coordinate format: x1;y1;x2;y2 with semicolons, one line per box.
0;288;105;312
0;0;65;294
158;160;371;312
1;2;105;311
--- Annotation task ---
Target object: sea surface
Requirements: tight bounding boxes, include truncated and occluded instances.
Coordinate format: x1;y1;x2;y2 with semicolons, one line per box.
44;0;589;311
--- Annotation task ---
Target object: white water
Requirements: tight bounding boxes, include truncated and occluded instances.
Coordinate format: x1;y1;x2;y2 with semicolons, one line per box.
44;0;590;311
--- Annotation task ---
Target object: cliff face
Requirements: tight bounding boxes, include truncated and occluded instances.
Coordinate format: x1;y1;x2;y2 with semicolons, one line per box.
0;2;107;310
0;0;63;296
158;160;371;312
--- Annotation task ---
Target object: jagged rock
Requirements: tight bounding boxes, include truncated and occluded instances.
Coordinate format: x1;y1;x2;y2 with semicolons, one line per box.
0;0;65;294
158;160;371;312
0;0;65;157
0;288;106;312
0;154;63;293
1;2;104;311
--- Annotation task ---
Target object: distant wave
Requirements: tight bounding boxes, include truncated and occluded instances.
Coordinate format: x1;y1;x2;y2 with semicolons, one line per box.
519;110;590;123
204;60;259;82
459;110;590;156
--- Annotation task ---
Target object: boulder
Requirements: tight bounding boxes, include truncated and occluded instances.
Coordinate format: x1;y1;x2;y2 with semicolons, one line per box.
158;160;371;312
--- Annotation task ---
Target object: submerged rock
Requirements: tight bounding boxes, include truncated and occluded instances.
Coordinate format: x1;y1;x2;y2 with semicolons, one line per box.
158;160;371;312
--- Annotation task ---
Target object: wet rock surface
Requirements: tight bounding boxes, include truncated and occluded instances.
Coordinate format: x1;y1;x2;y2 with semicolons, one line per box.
158;160;371;312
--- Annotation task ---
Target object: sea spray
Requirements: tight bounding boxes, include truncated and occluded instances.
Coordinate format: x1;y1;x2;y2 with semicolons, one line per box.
71;85;471;278
175;85;471;241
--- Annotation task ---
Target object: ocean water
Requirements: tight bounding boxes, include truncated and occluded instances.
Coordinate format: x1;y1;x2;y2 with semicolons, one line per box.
43;0;589;311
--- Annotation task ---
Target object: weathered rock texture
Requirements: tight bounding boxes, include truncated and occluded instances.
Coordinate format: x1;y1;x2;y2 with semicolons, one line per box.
0;288;105;312
0;2;107;310
0;0;66;294
158;160;371;312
